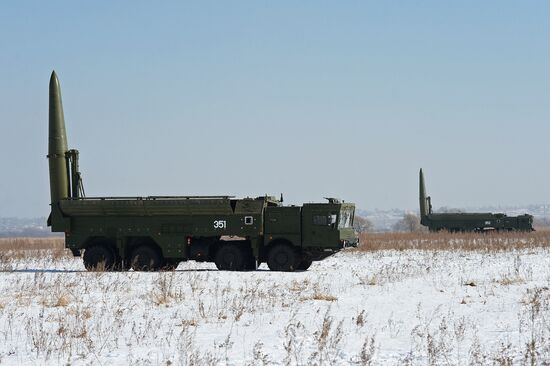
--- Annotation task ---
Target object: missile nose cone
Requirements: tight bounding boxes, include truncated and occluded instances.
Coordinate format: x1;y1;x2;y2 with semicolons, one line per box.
48;70;67;154
50;71;60;89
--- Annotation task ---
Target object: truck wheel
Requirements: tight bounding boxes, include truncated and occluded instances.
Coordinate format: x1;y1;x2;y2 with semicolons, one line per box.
215;244;245;271
244;254;257;271
113;258;131;272
130;246;163;271
161;259;179;271
83;245;116;271
297;257;313;271
240;246;257;271
267;244;299;272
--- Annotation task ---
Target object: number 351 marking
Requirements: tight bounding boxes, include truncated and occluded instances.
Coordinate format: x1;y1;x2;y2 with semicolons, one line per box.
214;220;227;229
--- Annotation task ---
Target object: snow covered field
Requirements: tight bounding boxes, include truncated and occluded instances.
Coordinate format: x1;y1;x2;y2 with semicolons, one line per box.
0;243;549;365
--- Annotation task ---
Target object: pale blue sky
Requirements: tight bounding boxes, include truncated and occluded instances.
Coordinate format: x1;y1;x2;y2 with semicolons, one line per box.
0;1;548;217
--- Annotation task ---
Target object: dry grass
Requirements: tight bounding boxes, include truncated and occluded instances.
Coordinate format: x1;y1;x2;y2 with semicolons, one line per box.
4;231;548;263
357;230;550;252
0;237;67;260
0;237;64;251
301;293;338;302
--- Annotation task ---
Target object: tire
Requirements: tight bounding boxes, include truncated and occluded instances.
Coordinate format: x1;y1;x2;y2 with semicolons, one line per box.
244;254;257;271
130;246;163;271
215;244;245;271
267;244;299;272
161;260;179;271
83;245;116;271
241;245;257;271
113;258;131;272
297;257;313;271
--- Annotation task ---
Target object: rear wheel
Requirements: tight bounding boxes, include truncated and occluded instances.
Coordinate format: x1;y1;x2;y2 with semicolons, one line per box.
215;244;245;271
267;244;299;272
161;260;179;271
83;245;116;271
130;246;163;271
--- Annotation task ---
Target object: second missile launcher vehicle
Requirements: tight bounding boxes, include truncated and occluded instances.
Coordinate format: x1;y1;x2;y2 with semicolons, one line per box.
47;71;358;272
419;169;534;232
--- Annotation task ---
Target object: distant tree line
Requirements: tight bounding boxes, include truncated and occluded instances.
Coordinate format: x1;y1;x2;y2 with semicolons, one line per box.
435;207;464;213
392;213;424;232
534;217;550;227
353;216;373;233
0;228;60;238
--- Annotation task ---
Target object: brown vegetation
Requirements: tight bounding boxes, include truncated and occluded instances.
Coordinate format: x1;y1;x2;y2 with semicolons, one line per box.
357;230;550;252
0;237;64;251
0;237;66;260
3;230;550;258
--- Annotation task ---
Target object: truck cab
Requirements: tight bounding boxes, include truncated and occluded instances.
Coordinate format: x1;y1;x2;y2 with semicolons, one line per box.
262;199;357;270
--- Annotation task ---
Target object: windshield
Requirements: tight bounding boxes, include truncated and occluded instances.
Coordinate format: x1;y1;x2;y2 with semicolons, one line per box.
338;208;353;228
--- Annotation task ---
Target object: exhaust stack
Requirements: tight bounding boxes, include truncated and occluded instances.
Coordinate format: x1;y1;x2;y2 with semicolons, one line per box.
47;71;70;204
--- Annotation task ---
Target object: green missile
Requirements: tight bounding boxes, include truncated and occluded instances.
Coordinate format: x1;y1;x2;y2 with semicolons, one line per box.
47;71;69;204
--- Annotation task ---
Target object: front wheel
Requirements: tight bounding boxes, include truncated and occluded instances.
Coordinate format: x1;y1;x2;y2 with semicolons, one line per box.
267;244;299;272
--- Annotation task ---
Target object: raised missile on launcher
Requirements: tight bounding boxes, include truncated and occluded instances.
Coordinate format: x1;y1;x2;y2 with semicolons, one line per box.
46;71;358;272
47;71;84;230
418;169;534;232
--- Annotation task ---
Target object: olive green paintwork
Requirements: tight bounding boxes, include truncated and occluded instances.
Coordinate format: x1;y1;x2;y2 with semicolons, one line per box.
419;169;534;232
47;71;358;269
47;72;69;205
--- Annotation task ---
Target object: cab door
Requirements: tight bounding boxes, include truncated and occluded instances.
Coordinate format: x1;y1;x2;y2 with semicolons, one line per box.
301;204;338;247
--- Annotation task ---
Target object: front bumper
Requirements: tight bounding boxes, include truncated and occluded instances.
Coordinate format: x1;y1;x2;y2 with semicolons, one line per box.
340;237;359;248
339;228;359;248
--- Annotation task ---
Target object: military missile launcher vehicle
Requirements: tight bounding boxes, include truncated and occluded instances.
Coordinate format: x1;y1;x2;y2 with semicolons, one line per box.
419;169;534;232
47;71;357;272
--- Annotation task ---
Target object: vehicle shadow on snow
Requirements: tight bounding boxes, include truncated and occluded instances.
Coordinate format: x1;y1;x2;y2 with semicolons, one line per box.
3;268;291;273
3;269;86;273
